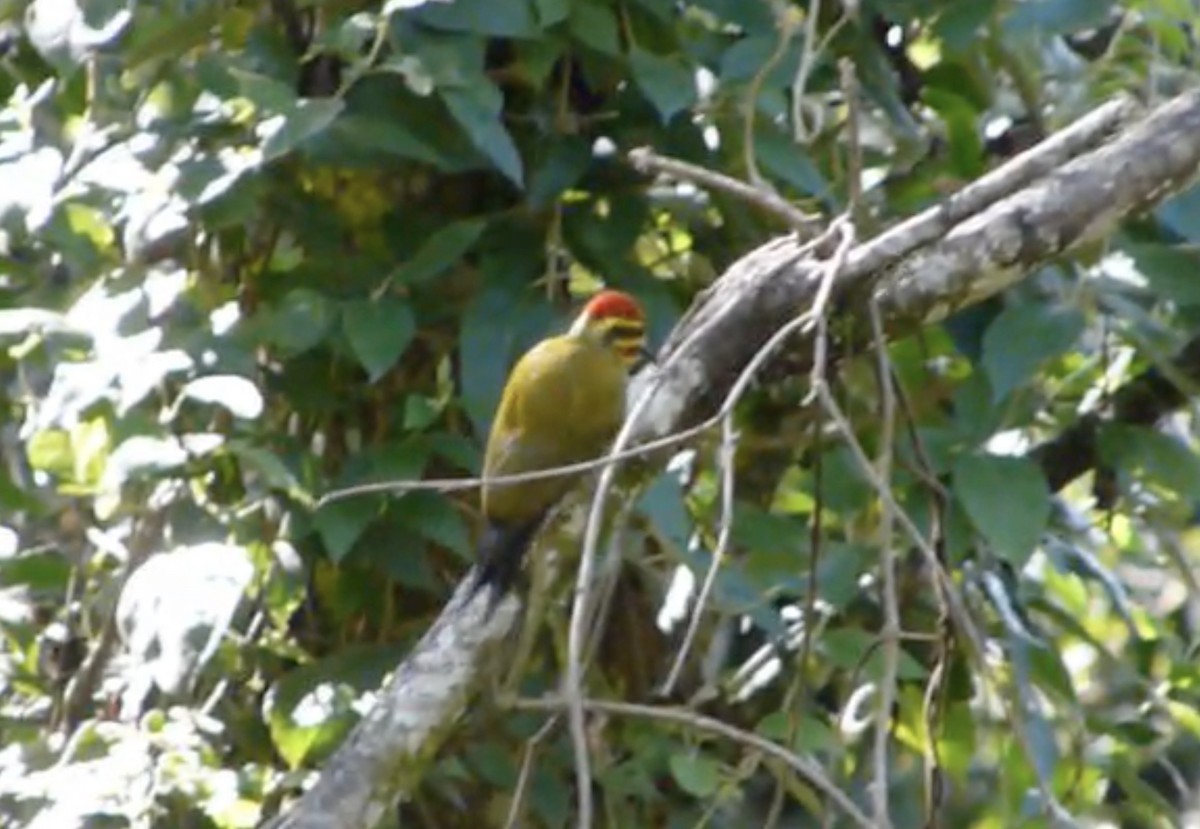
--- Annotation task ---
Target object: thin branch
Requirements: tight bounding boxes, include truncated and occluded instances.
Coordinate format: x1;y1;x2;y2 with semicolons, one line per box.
868;297;899;829
513;695;875;829
627;147;820;234
659;219;854;696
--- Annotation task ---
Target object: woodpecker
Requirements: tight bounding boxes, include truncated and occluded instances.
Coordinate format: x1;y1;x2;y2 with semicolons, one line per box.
469;290;647;598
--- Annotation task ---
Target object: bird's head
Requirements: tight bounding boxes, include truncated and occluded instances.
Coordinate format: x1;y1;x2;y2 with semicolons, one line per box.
569;289;648;368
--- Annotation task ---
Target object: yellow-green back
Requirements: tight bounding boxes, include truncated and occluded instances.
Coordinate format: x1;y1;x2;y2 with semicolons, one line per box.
482;332;627;524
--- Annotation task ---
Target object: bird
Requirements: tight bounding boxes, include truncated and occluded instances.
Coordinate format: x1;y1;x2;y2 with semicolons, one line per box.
469;289;648;599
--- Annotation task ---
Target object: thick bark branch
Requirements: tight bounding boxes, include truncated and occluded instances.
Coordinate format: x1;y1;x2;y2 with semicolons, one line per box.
634;89;1200;440
261;584;520;829
263;88;1200;829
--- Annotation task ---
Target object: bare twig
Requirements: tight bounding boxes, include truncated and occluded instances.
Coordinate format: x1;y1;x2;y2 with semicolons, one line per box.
513;695;874;829
627;147;820;234
503;715;561;829
744;3;802;189
868;297;899;829
656;381;737;697
659;219;855;696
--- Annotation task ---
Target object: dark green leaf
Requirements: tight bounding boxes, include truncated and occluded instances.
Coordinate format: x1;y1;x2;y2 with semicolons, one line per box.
669;752;721;798
935;0;1000;52
391;218;488;285
314;498;381;562
1157;184;1200;243
1099;424;1200;496
568;2;620;54
262;289;336;356
532;0;569;27
639;473;691;553
411;0;539;37
1125;243;1200;305
528;137;592;208
629;48;696;123
441;82;525;186
342;298;417;381
981;303;1084;402
755;126;831;200
953;453;1050;566
1004;0;1116;36
390;491;471;559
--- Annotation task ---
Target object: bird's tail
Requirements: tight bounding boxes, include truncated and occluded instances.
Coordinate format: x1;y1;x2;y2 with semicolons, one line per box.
468;515;546;600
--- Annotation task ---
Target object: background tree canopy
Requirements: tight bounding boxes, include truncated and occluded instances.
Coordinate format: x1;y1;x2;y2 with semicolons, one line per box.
3;0;1200;827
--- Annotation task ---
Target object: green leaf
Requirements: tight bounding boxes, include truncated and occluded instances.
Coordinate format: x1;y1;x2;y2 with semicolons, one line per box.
629;48;696;123
1124;243;1200;305
342;298;417;381
1004;0;1115;36
528;137;592;208
822;628;876;671
1099;424;1200;496
639;473;691;553
263;289;335;356
391;491;471;559
441;82;525;187
26;429;74;479
411;0;539;37
314;497;381;562
953;453;1050;566
228;442;311;505
935;0;1000;52
391;218;488;285
1157;184;1200;243
532;0;569;27
981;303;1084;401
262;99;345;163
568;2;621;54
264;645;396;768
755;126;831;199
669;752;721;798
921;88;984;179
459;276;553;436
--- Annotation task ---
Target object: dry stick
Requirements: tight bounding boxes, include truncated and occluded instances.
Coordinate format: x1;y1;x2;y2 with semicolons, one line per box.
514;695;874;829
627;147;820;234
658;219;855;697
789;0;823;142
868;297;900;829
813;381;986;662
503;714;561;829
319;419;718;506
744;2;801;190
656;411;736;696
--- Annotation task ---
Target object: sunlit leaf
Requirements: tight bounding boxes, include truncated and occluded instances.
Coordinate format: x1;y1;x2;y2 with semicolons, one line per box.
180;375;265;420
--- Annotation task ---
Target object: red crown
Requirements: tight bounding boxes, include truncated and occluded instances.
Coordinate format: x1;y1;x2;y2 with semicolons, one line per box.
584;290;644;321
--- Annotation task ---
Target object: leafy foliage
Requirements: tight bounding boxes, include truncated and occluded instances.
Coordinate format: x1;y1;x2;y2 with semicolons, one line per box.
1;0;1200;827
